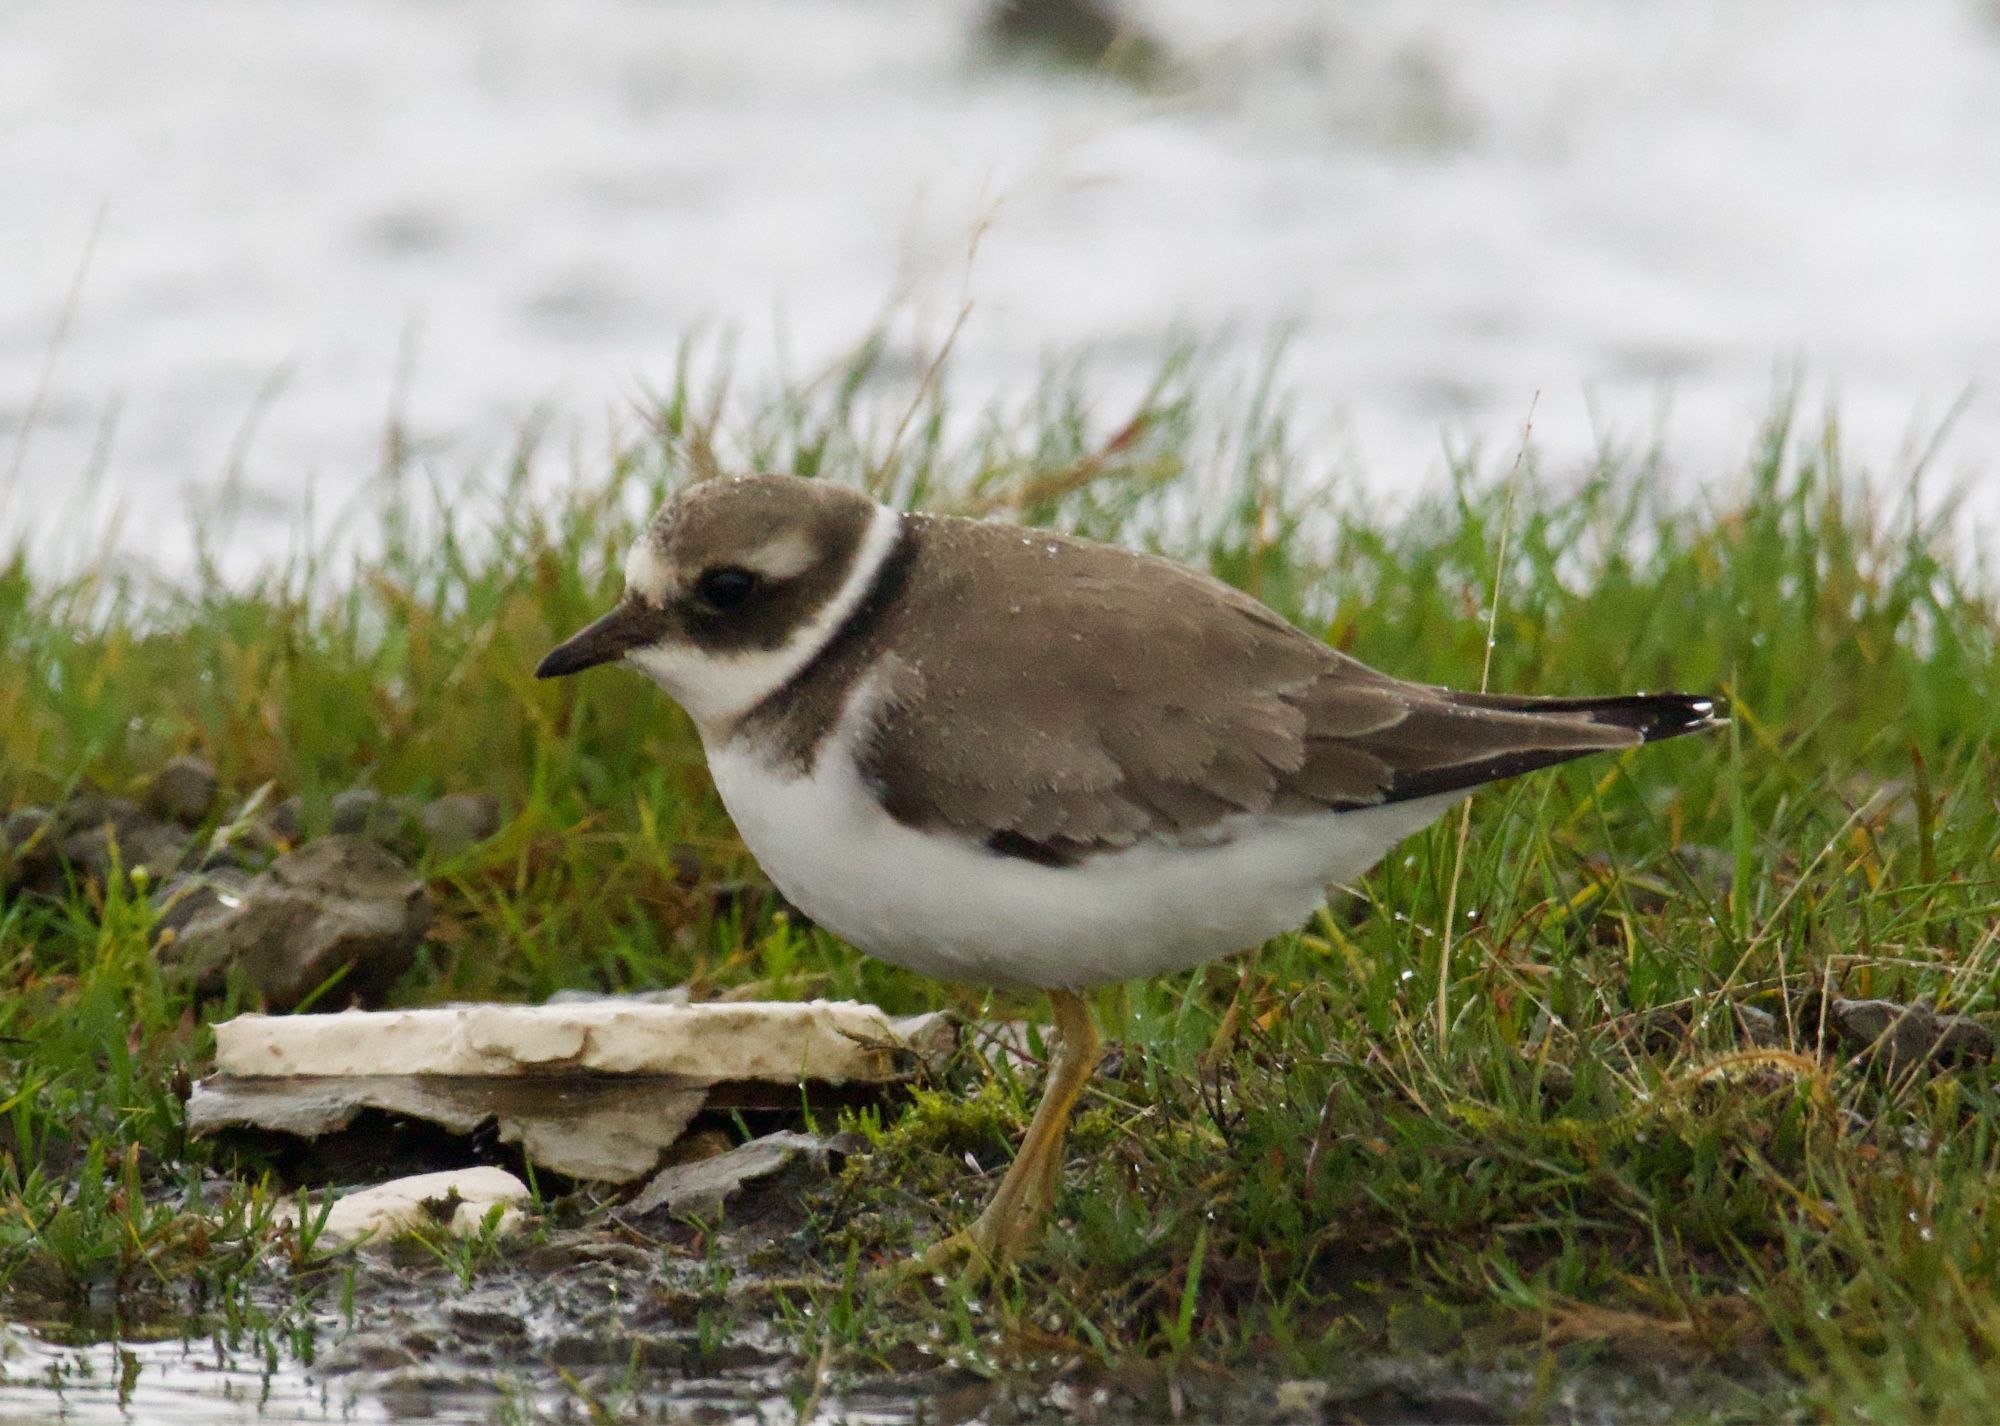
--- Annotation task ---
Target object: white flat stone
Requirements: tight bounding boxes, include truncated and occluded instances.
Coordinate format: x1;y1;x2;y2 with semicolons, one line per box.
187;1072;707;1183
212;1000;950;1082
277;1167;530;1246
196;1000;956;1183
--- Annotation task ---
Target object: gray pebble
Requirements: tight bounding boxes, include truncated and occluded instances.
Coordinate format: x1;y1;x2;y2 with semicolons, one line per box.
146;756;220;826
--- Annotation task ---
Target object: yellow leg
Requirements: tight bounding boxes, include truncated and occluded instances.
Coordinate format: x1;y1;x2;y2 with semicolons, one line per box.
922;989;1100;1273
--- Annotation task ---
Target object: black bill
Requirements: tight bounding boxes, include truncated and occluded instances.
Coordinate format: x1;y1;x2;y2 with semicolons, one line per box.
535;600;670;679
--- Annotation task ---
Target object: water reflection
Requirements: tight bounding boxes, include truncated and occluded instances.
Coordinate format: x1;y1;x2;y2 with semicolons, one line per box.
3;0;1996;578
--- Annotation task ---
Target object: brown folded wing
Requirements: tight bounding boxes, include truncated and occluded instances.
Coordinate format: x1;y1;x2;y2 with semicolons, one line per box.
782;514;1715;866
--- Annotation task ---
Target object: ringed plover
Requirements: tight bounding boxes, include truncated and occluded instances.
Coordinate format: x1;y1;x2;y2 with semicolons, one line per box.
537;473;1722;1267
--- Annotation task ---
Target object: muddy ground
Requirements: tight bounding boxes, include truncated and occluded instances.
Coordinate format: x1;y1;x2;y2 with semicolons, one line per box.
0;1106;1805;1426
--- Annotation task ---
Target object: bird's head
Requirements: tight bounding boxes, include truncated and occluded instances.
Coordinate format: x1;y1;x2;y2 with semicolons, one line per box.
535;473;898;735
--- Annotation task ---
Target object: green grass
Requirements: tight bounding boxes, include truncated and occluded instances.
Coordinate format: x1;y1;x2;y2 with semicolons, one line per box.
3;342;1999;1419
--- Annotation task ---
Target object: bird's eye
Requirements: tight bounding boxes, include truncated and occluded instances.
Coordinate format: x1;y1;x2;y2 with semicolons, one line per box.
694;565;761;611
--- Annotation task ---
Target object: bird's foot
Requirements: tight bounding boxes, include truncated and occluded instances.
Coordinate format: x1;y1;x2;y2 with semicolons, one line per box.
915;1194;1042;1279
896;988;1100;1286
912;1228;990;1279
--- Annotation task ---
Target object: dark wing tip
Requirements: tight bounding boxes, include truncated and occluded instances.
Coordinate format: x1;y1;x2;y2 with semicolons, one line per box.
1377;689;1728;804
1585;692;1730;743
1444;688;1728;744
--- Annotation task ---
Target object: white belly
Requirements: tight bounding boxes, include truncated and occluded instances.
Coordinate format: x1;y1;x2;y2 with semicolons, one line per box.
705;736;1461;991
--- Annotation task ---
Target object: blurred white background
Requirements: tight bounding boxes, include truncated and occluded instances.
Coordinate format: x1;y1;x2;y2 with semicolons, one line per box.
4;0;1999;577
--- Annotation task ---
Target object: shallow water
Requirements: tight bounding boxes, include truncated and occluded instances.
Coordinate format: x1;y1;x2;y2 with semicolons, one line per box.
5;0;2000;579
0;1229;934;1426
0;1317;914;1425
0;1332;380;1425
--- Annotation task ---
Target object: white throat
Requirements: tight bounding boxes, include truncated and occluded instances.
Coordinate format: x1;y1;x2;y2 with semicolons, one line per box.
626;502;903;740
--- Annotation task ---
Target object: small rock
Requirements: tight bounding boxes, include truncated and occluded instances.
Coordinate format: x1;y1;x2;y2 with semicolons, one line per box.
57;792;148;834
53;793;191;888
61;819;190;887
332;789;425;851
1827;997;1992;1073
266;790;432;853
624;1131;859;1221
151;866;254;942
329;789;383;834
160;834;430;1010
279;1167;530;1247
1730;1002;1782;1047
420;792;501;857
145;756;219;826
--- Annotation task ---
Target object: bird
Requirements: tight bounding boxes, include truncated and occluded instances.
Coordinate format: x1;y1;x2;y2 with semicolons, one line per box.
536;472;1722;1269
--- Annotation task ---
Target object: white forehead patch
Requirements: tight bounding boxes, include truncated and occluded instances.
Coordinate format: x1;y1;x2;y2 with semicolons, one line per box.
623;536;672;601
